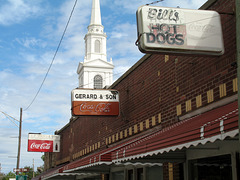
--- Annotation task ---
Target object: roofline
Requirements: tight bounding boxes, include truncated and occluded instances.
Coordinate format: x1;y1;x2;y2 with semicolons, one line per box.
199;0;217;10
55;121;70;135
110;54;152;89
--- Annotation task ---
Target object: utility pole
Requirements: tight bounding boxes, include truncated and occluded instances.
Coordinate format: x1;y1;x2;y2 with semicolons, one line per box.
33;159;35;178
0;163;2;180
16;108;22;175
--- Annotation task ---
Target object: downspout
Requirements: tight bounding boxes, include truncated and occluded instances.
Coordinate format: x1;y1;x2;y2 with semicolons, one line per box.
236;0;240;174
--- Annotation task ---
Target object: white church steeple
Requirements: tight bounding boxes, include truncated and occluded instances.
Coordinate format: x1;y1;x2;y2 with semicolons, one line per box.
90;0;102;25
84;0;107;62
77;0;114;89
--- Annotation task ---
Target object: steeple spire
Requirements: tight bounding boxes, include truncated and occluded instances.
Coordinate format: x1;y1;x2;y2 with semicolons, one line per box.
90;0;102;26
84;0;106;63
77;0;114;89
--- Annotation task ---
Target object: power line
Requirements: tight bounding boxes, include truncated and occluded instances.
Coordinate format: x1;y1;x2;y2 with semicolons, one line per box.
146;0;164;5
24;0;78;111
0;111;19;122
0;111;19;127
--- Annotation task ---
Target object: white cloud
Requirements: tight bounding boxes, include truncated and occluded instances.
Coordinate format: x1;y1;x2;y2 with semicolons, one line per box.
111;33;128;39
102;0;147;14
103;0;207;15
0;0;44;26
108;23;139;56
15;37;46;49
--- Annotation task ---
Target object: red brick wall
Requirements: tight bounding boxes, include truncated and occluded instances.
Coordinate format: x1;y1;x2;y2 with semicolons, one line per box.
53;0;237;171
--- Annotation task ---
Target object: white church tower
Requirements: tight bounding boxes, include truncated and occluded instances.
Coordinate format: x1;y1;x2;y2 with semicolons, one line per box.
77;0;114;89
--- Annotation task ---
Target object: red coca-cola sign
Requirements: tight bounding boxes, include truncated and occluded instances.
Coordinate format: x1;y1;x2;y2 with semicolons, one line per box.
72;101;119;116
28;140;53;152
28;134;60;152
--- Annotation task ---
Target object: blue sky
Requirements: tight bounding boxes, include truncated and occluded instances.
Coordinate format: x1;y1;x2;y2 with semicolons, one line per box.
0;0;207;174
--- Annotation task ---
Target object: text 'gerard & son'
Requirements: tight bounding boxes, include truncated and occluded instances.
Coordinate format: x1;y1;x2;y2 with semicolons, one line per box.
75;94;117;100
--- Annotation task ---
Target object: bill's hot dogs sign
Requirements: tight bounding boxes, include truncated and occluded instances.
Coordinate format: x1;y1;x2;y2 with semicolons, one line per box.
71;89;119;116
136;6;224;55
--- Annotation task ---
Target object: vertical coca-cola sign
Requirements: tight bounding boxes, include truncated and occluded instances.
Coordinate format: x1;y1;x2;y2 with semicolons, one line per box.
28;134;60;152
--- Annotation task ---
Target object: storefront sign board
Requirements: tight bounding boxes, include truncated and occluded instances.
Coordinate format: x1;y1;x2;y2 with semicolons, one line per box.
136;6;224;55
28;134;60;152
71;89;119;116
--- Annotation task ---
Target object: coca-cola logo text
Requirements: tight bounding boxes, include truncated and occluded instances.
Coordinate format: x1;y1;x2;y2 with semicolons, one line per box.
30;142;51;150
72;101;119;116
80;102;111;113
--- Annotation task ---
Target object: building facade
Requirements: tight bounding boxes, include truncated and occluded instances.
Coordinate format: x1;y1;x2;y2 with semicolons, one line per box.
34;0;239;179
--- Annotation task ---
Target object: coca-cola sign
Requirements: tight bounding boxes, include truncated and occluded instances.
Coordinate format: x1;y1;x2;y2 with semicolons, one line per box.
28;140;52;152
71;89;119;116
28;134;60;152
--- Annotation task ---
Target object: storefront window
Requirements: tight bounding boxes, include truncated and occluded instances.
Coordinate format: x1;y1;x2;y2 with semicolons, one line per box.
190;154;232;180
112;171;124;180
84;177;101;180
128;169;134;180
137;168;143;180
146;166;163;180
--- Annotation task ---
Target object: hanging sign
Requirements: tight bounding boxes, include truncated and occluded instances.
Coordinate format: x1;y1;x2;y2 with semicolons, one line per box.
136;5;224;55
71;89;119;116
13;168;29;173
28;133;60;152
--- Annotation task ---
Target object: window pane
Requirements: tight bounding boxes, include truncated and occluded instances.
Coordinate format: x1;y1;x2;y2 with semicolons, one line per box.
190;154;232;180
137;168;143;180
94;75;103;89
112;171;124;180
128;170;133;180
146;166;163;180
95;40;100;53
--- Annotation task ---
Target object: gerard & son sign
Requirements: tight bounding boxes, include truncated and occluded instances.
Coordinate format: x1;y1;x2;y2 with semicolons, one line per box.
71;89;119;116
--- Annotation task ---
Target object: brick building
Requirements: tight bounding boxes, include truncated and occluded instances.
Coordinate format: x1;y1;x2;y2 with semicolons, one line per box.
33;0;239;179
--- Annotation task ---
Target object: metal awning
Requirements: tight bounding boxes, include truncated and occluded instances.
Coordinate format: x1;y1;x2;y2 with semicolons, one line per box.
63;149;112;173
36;101;238;179
42;172;100;180
111;101;238;162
